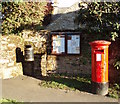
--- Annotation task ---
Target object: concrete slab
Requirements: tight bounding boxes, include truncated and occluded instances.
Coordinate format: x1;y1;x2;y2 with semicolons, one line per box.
2;75;118;102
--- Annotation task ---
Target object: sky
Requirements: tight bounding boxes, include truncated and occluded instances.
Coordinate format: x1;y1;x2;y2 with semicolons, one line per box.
55;0;79;7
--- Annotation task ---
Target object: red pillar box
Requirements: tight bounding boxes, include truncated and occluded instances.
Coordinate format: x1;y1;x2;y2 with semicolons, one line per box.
89;40;111;95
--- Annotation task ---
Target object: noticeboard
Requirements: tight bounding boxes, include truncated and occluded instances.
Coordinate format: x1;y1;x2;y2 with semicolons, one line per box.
51;32;80;55
52;35;65;54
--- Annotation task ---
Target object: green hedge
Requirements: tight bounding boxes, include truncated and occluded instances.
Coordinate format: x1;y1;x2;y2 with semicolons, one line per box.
2;1;52;35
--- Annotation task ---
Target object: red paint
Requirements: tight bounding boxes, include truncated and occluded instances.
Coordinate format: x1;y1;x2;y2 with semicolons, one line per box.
96;60;102;82
89;40;111;83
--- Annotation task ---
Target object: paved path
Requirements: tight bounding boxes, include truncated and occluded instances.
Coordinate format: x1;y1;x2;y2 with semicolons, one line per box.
2;75;118;102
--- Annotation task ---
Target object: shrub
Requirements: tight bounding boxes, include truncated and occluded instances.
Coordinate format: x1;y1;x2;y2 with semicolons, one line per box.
2;1;52;35
76;2;120;41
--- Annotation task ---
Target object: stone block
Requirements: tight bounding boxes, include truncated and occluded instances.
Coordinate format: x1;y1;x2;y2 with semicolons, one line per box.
0;59;9;64
7;62;15;67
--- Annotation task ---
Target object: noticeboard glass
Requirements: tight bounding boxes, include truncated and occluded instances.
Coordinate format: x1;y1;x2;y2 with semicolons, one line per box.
67;35;80;54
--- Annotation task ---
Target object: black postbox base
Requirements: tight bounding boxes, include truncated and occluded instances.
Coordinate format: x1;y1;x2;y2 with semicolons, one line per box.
92;81;108;95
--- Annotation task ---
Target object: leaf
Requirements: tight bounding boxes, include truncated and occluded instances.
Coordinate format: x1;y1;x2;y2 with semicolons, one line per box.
6;18;12;23
114;61;120;69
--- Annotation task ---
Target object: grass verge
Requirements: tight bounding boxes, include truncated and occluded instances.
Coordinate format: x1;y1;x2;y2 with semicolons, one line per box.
0;99;24;104
39;73;120;99
39;74;91;93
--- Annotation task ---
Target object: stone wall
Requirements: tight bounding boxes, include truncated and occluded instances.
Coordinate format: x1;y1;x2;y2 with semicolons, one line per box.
47;55;91;75
22;30;90;77
0;31;91;79
22;30;49;76
0;30;50;79
0;35;24;79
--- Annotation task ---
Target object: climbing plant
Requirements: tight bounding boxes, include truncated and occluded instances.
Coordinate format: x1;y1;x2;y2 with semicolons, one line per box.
76;2;120;41
2;1;52;35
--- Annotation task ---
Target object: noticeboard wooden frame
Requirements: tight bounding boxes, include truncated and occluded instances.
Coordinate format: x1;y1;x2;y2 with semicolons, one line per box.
50;32;81;55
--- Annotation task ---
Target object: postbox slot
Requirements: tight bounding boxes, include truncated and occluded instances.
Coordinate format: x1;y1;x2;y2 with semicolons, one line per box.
94;50;104;54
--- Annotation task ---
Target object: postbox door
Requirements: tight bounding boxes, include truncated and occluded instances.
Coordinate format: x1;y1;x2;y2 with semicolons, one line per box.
94;50;104;83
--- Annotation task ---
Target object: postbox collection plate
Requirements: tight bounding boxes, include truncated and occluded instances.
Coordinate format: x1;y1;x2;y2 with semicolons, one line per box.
96;54;102;61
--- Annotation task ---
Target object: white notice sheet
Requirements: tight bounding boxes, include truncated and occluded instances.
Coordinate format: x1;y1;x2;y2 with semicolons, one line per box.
67;35;80;54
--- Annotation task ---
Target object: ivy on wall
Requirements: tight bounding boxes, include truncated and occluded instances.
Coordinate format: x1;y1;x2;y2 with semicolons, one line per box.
2;1;52;35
